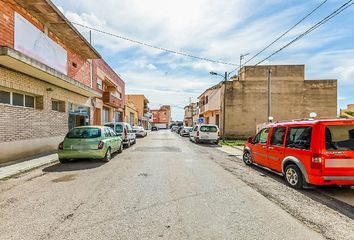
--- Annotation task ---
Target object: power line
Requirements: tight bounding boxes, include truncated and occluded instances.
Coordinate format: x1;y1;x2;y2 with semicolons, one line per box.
229;0;328;75
71;22;238;66
253;0;353;66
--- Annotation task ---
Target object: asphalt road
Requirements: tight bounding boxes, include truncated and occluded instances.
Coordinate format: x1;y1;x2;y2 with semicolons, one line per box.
1;130;353;240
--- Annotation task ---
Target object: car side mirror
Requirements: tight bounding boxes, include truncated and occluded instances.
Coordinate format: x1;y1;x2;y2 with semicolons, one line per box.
247;136;254;144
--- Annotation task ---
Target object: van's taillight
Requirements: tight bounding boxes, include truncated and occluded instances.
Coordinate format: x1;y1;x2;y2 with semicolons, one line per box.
98;141;104;150
58;142;64;150
124;128;128;139
311;153;322;169
197;131;200;137
217;131;220;137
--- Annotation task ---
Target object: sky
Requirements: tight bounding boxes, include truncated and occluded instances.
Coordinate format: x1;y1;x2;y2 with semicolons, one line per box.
52;0;354;121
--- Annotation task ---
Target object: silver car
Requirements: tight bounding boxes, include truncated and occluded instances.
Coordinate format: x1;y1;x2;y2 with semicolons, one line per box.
133;126;147;137
105;122;136;148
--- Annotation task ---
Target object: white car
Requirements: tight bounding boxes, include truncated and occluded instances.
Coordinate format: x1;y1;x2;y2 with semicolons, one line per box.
190;124;220;144
133;126;147;137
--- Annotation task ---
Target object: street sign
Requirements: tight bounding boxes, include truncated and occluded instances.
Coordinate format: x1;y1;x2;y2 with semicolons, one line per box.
198;117;204;123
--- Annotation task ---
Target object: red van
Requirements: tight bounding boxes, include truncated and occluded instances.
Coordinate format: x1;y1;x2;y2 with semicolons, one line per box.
243;119;354;189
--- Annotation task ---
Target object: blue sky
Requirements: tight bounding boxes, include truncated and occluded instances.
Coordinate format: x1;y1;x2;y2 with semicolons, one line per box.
53;0;354;120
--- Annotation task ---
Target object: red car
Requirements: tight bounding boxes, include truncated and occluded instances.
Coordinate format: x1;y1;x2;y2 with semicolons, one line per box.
243;119;354;189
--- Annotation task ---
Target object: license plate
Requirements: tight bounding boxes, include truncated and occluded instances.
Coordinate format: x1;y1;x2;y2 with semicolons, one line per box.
72;145;89;150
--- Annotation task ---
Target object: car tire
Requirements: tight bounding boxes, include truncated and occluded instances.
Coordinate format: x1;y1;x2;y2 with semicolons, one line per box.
284;164;303;189
215;139;220;145
103;148;112;162
59;158;68;163
125;141;131;149
195;138;200;144
243;151;253;165
133;139;136;144
118;144;123;154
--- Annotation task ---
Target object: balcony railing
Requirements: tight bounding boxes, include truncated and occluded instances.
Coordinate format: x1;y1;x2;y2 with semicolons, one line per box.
102;91;123;108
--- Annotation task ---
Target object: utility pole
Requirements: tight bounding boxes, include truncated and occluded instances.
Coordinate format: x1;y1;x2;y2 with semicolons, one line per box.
267;68;272;122
222;72;227;141
89;30;92;45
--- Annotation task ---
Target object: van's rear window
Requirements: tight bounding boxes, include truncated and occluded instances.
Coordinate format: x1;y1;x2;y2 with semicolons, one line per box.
105;124;123;133
200;126;218;132
325;125;354;151
66;128;101;139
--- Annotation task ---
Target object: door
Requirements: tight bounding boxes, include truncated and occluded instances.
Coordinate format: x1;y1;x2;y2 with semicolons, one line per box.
103;107;109;124
108;128;119;151
251;128;270;166
268;127;286;172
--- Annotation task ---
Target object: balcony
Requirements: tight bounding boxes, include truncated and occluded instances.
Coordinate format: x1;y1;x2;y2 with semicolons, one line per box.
199;105;206;114
102;91;123;109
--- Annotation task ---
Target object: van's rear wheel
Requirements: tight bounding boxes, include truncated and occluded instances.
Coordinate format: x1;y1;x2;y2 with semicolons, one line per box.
243;151;253;165
285;164;303;189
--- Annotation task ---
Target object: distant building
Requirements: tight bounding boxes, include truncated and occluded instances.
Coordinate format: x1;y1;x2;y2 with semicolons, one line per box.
151;105;171;129
340;104;354;118
125;101;138;126
126;94;150;129
184;102;198;126
196;65;337;138
198;84;222;126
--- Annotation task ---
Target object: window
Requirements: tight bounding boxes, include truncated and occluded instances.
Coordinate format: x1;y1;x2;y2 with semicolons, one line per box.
205;96;209;104
109;128;117;136
13;93;24;106
286;126;312;150
104;128;111;137
25;95;35;108
52;100;60;111
0;90;10;104
97;78;103;90
325;125;354;151
193;126;198;131
254;128;269;144
270;127;286;146
66;128;101;139
200;125;218;132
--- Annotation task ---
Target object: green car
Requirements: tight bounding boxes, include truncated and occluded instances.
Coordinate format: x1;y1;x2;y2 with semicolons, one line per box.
58;126;123;163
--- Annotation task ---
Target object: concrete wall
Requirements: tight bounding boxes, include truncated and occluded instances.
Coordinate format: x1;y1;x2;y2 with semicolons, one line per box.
224;65;337;139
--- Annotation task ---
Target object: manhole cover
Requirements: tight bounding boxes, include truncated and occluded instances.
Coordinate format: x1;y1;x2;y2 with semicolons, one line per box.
134;147;181;152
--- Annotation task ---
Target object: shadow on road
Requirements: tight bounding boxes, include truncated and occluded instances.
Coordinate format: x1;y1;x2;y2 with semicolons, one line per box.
42;159;106;173
196;143;222;148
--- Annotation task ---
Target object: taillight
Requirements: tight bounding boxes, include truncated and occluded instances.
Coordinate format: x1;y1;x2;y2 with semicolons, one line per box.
124;128;128;139
311;153;322;169
217;131;220;137
58;142;64;150
98;141;104;150
197;131;200;137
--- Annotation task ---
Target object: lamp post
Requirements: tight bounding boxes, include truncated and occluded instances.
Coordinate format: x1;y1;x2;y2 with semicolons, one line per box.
239;53;249;69
209;71;228;141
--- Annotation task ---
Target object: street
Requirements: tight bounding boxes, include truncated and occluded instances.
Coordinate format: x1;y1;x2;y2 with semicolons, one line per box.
1;130;353;240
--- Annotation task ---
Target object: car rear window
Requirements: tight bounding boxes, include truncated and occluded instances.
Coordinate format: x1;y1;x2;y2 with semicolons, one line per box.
325;125;354;151
286;126;312;150
66;128;101;139
200;126;218;132
105;124;123;133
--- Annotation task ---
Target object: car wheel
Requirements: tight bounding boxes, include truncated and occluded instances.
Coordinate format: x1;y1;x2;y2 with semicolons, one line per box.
133;139;136;144
125;141;131;148
285;164;303;189
243;151;253;165
215;139;220;145
103;148;112;162
195;137;200;144
118;144;123;154
59;158;68;163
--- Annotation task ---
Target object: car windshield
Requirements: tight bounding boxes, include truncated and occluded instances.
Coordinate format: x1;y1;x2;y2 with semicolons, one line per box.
105;124;123;133
200;126;218;132
66;128;101;139
325;125;354;151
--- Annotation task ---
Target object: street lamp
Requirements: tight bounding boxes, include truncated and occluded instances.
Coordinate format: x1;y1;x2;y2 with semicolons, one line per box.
239;53;249;68
209;71;228;141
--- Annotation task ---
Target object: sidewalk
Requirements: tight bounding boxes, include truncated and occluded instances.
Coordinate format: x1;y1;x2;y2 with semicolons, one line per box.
218;145;244;158
0;154;58;180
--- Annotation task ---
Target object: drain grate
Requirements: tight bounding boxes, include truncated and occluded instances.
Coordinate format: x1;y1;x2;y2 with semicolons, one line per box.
134;147;181;152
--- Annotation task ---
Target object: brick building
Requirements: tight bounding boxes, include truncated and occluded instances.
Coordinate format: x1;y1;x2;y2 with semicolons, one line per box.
0;0;124;163
151;105;171;129
92;59;125;125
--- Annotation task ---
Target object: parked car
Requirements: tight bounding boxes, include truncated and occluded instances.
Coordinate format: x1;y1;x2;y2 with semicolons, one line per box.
180;127;193;137
151;126;158;131
243;119;354;189
58;126;123;163
176;126;184;134
190;124;220;144
133;126;147;137
104;122;136;148
171;126;179;132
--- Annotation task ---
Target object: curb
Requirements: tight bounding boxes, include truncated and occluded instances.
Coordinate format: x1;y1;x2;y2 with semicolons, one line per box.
0;154;58;181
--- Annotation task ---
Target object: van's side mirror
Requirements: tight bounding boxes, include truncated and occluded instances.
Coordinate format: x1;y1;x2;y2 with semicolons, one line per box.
247;136;253;144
